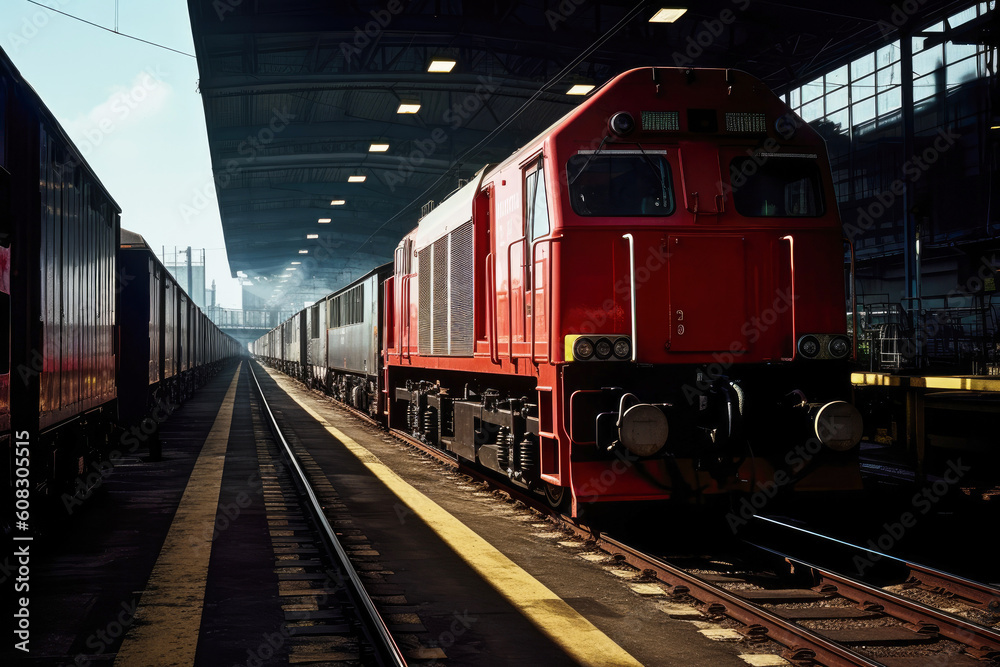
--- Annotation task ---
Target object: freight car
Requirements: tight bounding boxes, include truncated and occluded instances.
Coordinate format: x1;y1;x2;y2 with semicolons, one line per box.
1;46;241;517
256;67;865;516
1;46;121;507
118;230;242;456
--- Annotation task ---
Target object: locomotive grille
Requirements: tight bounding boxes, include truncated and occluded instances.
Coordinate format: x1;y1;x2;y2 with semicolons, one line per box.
725;112;767;133
641;111;679;131
418;245;432;353
417;221;475;356
432;235;449;355
449;221;474;355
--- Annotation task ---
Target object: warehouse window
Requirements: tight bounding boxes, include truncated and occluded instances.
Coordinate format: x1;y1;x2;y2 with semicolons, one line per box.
567;153;674;217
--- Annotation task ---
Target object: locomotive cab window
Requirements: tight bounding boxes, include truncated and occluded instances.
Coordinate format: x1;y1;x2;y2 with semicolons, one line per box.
567;152;674;217
729;156;825;217
524;160;549;243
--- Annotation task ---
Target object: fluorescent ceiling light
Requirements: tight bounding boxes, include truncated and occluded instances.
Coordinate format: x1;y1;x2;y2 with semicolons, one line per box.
288;267;297;270
318;218;331;223
567;84;595;95
650;8;687;22
330;199;346;206
348;175;366;183
369;143;390;152
307;234;319;239
396;102;421;114
299;250;309;254
428;59;456;73
291;261;301;265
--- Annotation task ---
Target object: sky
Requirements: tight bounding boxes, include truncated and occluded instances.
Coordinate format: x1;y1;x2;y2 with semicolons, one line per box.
2;0;244;308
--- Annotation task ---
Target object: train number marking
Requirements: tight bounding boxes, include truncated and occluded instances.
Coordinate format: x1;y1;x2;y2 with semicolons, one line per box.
677;324;685;335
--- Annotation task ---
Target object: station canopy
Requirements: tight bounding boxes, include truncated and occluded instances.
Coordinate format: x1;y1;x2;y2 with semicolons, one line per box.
188;0;972;307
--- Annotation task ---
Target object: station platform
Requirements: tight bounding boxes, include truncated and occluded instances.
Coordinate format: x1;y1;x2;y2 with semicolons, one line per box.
851;372;1000;479
10;360;789;667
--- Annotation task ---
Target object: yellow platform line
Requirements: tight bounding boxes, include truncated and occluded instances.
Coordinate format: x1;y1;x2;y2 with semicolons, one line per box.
262;365;642;667
114;364;243;667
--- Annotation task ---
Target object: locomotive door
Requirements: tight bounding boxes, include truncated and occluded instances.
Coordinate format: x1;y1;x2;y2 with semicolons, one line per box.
523;157;550;361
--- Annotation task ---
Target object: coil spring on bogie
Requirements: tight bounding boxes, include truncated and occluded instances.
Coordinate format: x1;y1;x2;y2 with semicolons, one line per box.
407;403;417;433
497;426;510;470
519;436;535;472
423;407;437;444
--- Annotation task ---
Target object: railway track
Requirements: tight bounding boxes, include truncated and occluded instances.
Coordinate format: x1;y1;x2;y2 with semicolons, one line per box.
250;365;409;667
272;365;1000;666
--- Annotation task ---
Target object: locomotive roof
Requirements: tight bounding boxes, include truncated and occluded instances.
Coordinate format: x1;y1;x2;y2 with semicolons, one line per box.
408;67;801;248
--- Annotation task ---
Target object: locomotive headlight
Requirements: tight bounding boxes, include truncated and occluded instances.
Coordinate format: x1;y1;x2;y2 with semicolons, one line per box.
609;111;635;137
797;335;820;359
612;337;631;360
828;335;851;359
594;337;613;359
573;337;595;360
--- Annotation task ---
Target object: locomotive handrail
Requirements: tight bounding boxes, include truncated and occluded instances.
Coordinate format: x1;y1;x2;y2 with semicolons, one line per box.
529;235;562;365
401;273;412;360
781;235;796;351
506;235;528;362
486;253;499;364
622;234;638;361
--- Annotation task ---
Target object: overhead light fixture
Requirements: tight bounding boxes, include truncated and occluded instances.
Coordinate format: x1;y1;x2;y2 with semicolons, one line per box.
369;143;389;152
299;250;309;254
567;84;595;95
348;175;366;183
318;218;331;223
307;234;318;239
330;199;346;206
396;101;421;114
428;59;456;73
291;261;301;265
288;267;298;270
649;8;687;22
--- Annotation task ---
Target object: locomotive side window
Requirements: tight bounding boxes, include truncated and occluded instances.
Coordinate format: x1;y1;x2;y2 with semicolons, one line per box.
729;156;825;217
567;153;674;217
524;161;549;242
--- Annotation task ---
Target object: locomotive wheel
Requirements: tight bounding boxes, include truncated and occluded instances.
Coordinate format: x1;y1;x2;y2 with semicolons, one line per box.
544;482;568;511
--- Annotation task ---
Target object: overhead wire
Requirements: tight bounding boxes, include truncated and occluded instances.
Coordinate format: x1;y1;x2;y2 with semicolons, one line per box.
25;1;196;58
345;0;650;263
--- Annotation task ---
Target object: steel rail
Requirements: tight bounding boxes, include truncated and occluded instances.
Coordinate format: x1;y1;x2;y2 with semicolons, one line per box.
594;536;886;667
250;363;408;667
905;562;1000;612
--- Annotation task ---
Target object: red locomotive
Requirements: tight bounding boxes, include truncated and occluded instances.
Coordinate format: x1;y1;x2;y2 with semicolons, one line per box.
257;67;864;516
384;67;862;514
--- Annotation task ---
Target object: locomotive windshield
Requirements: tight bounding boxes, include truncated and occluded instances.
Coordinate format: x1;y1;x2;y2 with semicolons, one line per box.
729;156;825;217
567;152;675;217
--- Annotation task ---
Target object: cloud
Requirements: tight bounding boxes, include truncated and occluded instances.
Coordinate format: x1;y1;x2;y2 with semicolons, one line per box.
65;66;172;155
